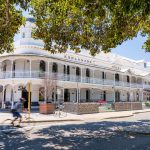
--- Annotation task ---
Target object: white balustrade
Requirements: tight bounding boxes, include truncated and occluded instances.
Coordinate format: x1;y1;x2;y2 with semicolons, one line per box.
0;71;145;89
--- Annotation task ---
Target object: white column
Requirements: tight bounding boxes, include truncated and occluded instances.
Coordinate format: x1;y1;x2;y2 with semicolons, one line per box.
76;88;78;103
11;60;13;78
2;86;4;108
29;60;32;77
44;85;47;103
130;75;131;87
80;67;82;82
114;73;115;86
122;74;124;87
141;90;144;102
93;69;94;83
47;62;49;78
62;88;64;102
114;89;115;102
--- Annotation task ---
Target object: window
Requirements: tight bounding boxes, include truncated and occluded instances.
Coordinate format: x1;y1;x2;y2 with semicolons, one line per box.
102;72;105;79
63;65;66;74
52;62;58;73
86;90;90;102
115;91;120;102
67;66;70;75
115;73;119;81
40;60;46;72
76;67;80;76
127;76;130;83
3;63;6;72
144;63;147;68
86;68;90;77
22;32;25;38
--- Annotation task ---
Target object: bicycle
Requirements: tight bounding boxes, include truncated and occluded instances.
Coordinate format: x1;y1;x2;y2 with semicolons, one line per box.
53;103;67;118
1;113;35;134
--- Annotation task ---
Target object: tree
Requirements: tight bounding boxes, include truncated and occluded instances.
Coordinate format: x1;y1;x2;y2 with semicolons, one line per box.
1;0;150;56
0;0;30;53
39;74;57;103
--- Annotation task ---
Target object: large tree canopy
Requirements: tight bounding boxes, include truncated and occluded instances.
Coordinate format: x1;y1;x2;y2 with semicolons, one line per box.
0;0;150;56
0;0;30;53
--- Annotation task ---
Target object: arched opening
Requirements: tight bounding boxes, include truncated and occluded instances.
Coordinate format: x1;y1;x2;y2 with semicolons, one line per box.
67;66;70;75
115;73;119;81
86;89;90;102
1;60;11;77
40;60;46;72
63;65;66;74
64;89;70;102
86;68;90;77
127;75;130;83
132;76;136;83
127;92;130;101
13;59;30;78
136;92;139;101
3;63;7;72
76;67;80;76
52;62;58;73
115;91;120;102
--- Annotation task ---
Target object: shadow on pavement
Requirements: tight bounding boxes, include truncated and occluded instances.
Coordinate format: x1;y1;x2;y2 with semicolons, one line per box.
0;120;150;150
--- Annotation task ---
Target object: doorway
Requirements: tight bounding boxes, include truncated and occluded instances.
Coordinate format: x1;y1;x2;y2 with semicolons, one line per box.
115;91;120;102
86;90;90;102
64;89;70;102
22;90;31;105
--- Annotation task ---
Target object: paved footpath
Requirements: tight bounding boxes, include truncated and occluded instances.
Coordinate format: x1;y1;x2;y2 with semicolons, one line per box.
0;109;150;134
0;109;150;122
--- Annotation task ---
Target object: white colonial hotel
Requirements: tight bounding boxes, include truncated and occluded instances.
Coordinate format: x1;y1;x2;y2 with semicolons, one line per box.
0;17;150;109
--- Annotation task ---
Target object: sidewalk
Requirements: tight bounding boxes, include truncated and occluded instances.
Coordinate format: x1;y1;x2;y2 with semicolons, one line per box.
0;109;150;123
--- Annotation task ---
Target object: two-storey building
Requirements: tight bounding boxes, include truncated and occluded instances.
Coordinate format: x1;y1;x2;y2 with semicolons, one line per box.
0;17;150;109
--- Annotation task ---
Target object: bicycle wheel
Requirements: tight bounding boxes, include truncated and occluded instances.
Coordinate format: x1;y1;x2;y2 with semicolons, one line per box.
1;119;15;134
59;110;67;118
53;110;67;118
20;118;35;132
53;110;60;117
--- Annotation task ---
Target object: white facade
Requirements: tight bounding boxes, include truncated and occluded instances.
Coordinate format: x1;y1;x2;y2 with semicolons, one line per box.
0;17;150;108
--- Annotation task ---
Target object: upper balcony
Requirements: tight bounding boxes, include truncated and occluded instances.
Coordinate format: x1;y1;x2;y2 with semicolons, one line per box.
0;71;146;89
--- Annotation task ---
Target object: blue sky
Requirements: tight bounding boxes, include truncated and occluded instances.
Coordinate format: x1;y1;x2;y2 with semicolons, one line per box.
21;11;150;62
111;35;150;62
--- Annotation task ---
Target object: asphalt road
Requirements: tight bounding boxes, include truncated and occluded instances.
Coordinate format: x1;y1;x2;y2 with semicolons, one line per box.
0;112;150;150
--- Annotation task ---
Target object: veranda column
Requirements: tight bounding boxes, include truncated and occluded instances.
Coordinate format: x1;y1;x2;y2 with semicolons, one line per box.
113;89;116;102
62;88;64;102
80;67;82;82
130;75;131;87
11;60;13;78
92;69;94;84
47;62;49;78
114;73;115;86
141;90;144;102
122;74;124;87
76;88;79;103
2;86;4;108
78;88;80;103
29;60;32;78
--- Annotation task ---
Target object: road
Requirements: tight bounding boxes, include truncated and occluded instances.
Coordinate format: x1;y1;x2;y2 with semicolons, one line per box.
0;112;150;150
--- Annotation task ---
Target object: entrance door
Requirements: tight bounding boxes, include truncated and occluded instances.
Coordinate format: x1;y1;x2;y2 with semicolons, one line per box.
86;90;90;102
22;90;31;106
64;89;70;102
115;91;120;102
103;91;106;100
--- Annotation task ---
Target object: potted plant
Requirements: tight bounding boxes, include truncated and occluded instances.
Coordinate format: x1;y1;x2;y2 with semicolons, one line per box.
39;77;57;114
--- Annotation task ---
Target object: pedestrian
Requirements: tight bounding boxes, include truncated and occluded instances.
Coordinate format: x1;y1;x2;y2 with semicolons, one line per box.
10;98;24;126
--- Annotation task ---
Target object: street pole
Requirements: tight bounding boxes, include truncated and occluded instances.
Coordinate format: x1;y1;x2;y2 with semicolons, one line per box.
28;81;31;118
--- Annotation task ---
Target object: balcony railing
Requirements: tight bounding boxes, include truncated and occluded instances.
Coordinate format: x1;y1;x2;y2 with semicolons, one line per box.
0;71;146;89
